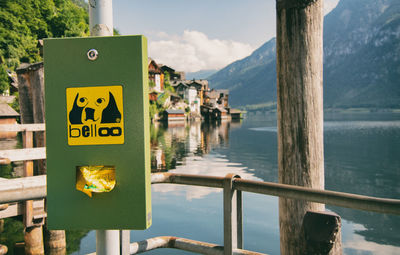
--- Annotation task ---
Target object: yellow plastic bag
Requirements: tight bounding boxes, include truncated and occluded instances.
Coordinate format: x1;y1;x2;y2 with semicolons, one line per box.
76;165;116;197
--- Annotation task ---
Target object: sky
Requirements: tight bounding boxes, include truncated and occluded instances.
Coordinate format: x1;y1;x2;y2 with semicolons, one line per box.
112;0;340;73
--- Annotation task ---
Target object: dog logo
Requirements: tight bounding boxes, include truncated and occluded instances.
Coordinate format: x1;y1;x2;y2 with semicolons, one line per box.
66;86;124;145
69;91;121;124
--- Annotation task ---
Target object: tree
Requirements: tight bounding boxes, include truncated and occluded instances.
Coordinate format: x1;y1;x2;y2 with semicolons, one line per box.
0;0;89;86
0;64;9;94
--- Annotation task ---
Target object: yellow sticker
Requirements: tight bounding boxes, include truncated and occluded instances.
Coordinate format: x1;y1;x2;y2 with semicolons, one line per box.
66;86;124;145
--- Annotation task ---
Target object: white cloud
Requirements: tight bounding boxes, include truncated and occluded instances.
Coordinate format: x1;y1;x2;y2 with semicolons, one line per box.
324;0;340;15
343;223;400;255
148;30;254;72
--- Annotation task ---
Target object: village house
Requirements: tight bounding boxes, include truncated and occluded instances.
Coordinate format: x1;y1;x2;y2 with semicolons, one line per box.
204;89;229;108
0;103;19;139
171;79;209;105
147;61;235;121
229;109;243;119
185;84;200;116
163;109;185;122
149;91;158;102
172;81;188;98
148;58;164;93
201;89;231;120
186;79;209;105
160;65;185;81
211;107;229;120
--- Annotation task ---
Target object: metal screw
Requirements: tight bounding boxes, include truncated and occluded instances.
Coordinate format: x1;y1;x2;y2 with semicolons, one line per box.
87;49;98;61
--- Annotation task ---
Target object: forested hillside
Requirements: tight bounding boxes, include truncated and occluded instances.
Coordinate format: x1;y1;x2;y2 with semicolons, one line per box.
0;0;89;93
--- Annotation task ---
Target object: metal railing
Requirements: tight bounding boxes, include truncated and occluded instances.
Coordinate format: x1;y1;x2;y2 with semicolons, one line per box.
1;124;400;255
1;173;400;254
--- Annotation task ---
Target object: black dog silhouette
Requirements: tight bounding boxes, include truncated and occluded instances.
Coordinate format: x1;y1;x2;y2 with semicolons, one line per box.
101;92;121;123
69;93;84;124
69;92;121;124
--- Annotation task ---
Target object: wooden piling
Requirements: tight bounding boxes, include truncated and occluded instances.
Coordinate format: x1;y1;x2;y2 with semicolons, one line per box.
44;229;66;255
24;226;44;255
0;244;7;255
0;219;7;255
276;0;326;254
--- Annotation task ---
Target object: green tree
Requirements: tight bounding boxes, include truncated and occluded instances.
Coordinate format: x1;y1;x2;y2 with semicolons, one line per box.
0;64;9;94
0;0;89;85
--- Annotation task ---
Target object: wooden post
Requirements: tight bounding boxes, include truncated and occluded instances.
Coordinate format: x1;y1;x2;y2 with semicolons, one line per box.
17;62;46;175
276;0;325;254
44;229;67;255
302;211;342;254
24;226;44;255
23;131;35;228
22;130;44;255
0;244;7;255
0;219;7;255
17;63;66;254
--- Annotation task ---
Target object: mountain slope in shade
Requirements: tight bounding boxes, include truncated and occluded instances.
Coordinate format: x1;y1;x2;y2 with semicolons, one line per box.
208;0;400;109
186;69;218;80
324;0;400;108
208;39;277;107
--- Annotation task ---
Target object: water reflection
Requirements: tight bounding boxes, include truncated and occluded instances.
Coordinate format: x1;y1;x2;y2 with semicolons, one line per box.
150;120;261;201
150;113;400;254
151;120;241;172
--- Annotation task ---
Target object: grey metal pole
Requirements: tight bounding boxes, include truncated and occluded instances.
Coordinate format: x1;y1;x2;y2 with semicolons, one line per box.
88;1;119;254
89;0;114;36
96;230;120;255
120;230;131;255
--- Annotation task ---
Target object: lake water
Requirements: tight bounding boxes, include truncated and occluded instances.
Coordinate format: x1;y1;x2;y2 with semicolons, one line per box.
1;112;399;254
70;112;400;255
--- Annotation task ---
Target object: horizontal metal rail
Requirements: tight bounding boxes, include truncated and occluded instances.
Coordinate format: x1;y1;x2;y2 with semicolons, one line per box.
1;173;399;215
152;172;225;188
87;236;265;255
235;179;400;215
0;175;46;204
152;173;400;215
0;123;45;132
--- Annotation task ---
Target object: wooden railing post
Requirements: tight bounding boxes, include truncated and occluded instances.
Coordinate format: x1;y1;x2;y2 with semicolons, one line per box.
23;130;44;255
17;62;46;175
23;130;34;228
223;174;243;255
17;63;66;254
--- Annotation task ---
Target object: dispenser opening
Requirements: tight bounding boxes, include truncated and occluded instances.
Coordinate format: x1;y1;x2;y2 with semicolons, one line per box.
76;165;116;197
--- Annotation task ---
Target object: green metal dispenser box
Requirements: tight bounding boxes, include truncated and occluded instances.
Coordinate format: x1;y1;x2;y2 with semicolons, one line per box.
44;35;151;230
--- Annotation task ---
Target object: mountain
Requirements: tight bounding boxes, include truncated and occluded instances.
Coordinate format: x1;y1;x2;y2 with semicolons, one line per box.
324;0;400;108
208;39;277;107
208;0;400;109
186;69;218;80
